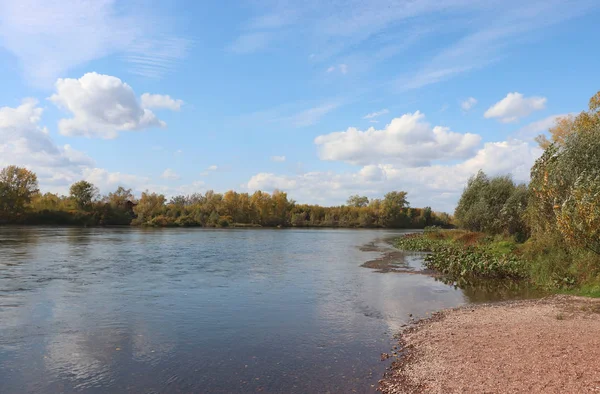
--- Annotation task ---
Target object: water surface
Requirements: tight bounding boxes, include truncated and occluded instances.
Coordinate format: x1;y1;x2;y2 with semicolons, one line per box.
0;227;514;393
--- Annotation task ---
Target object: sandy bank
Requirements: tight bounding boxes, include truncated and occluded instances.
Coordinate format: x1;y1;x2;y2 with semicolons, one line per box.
379;295;600;393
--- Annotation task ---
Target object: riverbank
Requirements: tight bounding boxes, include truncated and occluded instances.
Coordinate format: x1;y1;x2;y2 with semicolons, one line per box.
395;229;600;297
378;295;600;393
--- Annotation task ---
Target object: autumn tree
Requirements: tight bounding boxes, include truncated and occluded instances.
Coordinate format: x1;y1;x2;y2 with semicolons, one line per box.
536;90;600;149
133;192;166;225
346;195;369;207
530;97;600;254
107;186;135;208
0;165;39;216
69;180;99;209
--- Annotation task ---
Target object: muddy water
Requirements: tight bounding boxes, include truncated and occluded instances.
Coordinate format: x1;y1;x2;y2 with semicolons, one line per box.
0;227;536;393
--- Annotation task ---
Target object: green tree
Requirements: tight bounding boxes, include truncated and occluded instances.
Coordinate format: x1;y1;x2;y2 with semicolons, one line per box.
455;171;524;235
69;180;99;210
346;195;369;207
382;191;409;227
0;165;39;217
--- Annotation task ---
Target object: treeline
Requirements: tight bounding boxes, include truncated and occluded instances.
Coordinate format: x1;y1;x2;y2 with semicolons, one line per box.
0;170;452;229
453;90;600;290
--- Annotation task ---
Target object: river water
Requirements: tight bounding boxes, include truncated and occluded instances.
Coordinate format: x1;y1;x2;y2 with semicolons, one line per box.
0;227;534;393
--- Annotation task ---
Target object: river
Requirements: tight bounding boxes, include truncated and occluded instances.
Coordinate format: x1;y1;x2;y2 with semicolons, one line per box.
0;227;530;393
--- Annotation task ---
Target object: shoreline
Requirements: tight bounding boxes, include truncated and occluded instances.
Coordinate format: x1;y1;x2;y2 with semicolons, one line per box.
377;295;600;393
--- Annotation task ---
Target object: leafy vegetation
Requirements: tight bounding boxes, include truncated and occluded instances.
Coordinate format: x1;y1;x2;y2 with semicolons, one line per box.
397;230;527;280
397;90;600;297
0;171;452;228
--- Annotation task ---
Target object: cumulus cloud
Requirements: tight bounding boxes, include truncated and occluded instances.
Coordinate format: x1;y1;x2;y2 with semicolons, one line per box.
246;139;542;212
0;98;153;195
83;168;150;192
363;109;389;119
49;73;166;139
484;92;546;123
461;97;477;111
315;111;481;166
0;99;93;178
271;156;286;162
140;93;183;111
161;169;180;180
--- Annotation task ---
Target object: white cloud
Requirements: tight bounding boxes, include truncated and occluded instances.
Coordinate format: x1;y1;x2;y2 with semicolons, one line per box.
315;111;481;166
289;103;339;127
393;2;597;90
0;0;189;87
161;169;180;180
0;98;153;195
271;156;286;162
230;1;598;90
49;73;166;139
247;172;298;192
246;139;542;212
0;99;93;182
461;97;477;111
235;99;343;129
363;108;389;119
124;36;191;79
326;64;348;74
227;32;271;54
200;165;219;176
515;113;570;139
140;93;183;111
484;92;547;123
83;168;150;192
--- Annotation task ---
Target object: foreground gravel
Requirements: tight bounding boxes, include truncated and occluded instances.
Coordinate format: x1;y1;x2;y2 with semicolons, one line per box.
379;295;600;393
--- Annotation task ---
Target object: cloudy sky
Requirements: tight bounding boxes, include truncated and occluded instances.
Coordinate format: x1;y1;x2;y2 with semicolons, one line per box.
0;0;598;212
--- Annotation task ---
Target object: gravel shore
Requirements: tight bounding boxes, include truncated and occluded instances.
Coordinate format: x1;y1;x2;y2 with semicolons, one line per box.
379;295;600;393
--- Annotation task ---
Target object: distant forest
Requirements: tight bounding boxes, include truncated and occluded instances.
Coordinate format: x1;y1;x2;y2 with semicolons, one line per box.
0;169;451;228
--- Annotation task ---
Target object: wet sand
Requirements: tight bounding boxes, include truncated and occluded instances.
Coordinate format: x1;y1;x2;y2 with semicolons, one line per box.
359;241;435;275
378;295;600;393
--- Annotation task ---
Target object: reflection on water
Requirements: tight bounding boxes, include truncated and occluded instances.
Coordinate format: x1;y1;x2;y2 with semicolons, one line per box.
435;277;549;303
0;227;537;393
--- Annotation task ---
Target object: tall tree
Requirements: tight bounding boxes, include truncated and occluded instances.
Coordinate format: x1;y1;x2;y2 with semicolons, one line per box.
69;180;99;209
536;91;600;149
0;165;39;216
382;191;409;227
346;195;369;207
530;93;600;254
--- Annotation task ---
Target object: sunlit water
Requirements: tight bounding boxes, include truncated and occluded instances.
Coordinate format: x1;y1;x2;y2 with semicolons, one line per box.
0;227;538;393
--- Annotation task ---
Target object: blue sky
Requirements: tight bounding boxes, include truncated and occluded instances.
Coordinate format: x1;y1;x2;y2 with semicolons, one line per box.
0;0;599;212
